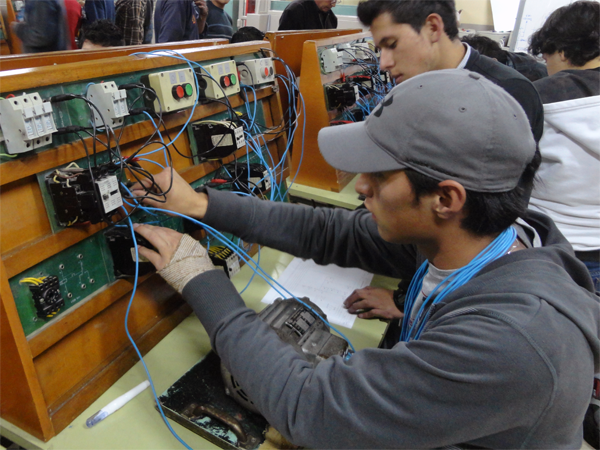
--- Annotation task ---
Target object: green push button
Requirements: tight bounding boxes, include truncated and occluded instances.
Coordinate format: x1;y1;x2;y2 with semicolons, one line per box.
184;83;194;97
229;74;237;85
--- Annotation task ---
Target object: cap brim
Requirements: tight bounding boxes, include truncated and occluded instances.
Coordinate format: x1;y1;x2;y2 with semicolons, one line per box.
318;122;404;173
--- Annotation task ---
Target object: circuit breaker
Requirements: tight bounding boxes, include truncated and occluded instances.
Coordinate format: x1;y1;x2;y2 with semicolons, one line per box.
320;48;343;73
141;68;198;112
237;58;275;86
0;92;57;154
86;81;129;128
201;60;240;99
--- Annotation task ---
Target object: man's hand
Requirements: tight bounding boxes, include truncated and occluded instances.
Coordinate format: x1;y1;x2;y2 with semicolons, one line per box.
343;286;403;320
134;224;216;293
194;0;209;17
130;168;208;219
133;224;183;271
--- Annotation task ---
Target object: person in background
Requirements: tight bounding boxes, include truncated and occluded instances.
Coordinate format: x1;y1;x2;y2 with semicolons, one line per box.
80;19;125;49
201;0;233;40
11;0;71;52
528;0;599;290
278;0;337;30
341;0;543;322
83;0;115;24
115;0;154;45
461;34;548;82
64;0;83;50
230;26;265;44
154;0;208;43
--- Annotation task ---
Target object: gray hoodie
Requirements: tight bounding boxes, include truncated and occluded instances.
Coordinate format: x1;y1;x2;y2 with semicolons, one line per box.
182;188;599;449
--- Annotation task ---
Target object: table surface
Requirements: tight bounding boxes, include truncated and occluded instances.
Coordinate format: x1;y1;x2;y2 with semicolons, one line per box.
1;248;394;450
286;175;363;210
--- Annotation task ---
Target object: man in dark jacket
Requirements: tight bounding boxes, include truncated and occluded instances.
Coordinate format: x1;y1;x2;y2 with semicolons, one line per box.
461;34;548;82
155;0;208;43
131;70;599;449
338;0;544;320
278;0;337;30
12;0;70;53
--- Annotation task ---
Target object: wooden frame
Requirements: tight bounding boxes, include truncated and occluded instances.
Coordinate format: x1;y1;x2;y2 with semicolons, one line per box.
0;41;287;442
0;39;228;71
289;32;372;192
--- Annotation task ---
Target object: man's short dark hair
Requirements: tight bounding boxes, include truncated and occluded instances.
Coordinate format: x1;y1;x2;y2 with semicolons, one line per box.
80;19;125;48
230;26;265;44
529;1;599;67
404;150;541;236
357;0;459;40
461;35;508;64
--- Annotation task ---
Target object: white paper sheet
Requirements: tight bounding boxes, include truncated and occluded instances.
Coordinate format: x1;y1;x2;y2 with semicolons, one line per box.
261;258;374;328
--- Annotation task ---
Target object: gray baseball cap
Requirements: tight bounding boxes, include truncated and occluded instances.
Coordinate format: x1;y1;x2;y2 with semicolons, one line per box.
318;69;537;193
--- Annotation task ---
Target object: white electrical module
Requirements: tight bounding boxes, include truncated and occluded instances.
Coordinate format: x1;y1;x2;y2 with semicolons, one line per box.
86;82;129;128
320;48;343;73
0;92;57;154
237;58;275;86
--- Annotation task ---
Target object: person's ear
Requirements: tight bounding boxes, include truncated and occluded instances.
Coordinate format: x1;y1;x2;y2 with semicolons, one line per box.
432;180;467;219
558;50;568;62
423;13;445;43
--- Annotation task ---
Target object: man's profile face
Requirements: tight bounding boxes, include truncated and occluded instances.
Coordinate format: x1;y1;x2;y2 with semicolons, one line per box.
371;13;436;84
315;0;336;13
355;170;432;244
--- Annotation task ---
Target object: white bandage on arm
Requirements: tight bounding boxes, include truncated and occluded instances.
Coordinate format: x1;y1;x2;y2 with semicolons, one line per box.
158;234;216;294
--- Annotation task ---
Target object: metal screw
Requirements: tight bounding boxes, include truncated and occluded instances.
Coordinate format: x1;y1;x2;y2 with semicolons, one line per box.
81;284;86;289
67;293;73;298
77;254;83;259
90;278;95;284
59;264;65;269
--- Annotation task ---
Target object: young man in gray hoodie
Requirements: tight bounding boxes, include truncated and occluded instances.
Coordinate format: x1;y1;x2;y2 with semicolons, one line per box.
132;70;598;449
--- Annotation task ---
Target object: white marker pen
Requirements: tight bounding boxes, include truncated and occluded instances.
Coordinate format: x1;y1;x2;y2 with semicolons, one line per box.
86;380;151;428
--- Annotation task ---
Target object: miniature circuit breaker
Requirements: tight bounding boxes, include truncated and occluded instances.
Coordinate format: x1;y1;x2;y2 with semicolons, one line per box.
86;82;129;128
0;92;57;154
320;48;343;73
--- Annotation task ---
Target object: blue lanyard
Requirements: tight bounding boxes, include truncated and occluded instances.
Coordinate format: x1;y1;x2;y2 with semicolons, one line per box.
399;226;517;342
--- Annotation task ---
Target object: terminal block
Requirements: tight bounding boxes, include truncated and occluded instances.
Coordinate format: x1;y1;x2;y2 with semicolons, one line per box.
28;276;64;319
201;60;240;99
208;246;240;279
0;92;57;154
86;81;129;128
237;58;275;86
191;121;245;161
46;164;123;226
141;68;198;113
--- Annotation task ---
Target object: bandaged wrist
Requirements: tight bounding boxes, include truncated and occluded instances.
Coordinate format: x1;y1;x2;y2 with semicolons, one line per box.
158;234;216;294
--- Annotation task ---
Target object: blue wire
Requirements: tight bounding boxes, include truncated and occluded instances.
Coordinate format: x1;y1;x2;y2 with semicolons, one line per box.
400;226;518;342
139;206;356;355
123;212;194;450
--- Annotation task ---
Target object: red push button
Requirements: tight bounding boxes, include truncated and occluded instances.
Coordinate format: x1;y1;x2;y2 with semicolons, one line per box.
263;67;269;77
172;85;185;99
220;75;231;88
